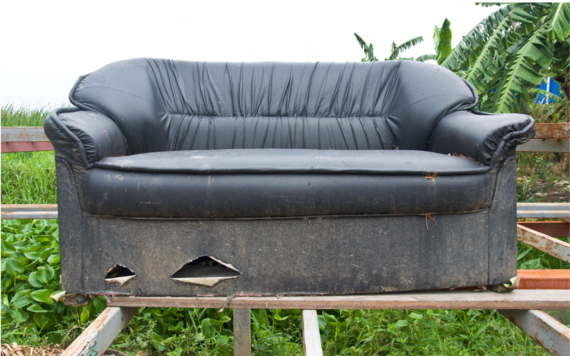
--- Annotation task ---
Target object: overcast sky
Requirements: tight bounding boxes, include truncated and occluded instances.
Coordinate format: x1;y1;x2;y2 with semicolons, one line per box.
1;1;497;108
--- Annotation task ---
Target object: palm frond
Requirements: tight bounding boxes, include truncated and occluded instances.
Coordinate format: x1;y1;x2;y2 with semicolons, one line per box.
548;3;570;42
440;5;515;71
489;22;553;113
415;54;437;62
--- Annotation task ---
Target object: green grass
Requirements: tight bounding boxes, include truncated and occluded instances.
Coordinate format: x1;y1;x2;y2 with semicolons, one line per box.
1;105;567;355
1;151;57;205
1;104;51;127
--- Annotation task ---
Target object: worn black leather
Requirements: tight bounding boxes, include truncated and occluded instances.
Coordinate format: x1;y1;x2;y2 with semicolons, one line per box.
44;109;128;169
83;149;493;218
65;59;479;155
76;170;493;219
429;111;534;165
95;149;487;175
43;58;535;218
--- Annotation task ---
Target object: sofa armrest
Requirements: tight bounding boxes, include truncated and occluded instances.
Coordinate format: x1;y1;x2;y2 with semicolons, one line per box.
428;111;534;166
44;108;128;169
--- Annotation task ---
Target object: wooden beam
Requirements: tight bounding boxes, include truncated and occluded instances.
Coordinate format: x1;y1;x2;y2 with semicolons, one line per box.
518;270;570;290
233;309;251;356
534;123;570;140
3;203;568;220
61;307;137;356
518;225;570;262
1;205;58;220
302;310;323;356
1;141;54;153
516;203;570;219
499;310;570;356
517;203;570;211
107;290;570;310
518;221;570;238
517;139;569;153
1;127;49;142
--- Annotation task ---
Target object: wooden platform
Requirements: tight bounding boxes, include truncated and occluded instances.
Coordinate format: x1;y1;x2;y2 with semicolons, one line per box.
107;290;570;310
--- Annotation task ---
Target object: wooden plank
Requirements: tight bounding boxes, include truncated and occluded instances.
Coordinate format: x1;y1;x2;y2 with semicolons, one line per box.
517;139;569;152
517;210;570;219
499;310;570;356
518;225;570;262
1;127;49;142
107;290;570;310
1;204;58;220
518;222;570;238
61;307;137;356
3;203;568;220
517;203;570;211
233;309;251;356
302;310;323;356
1;141;54;153
518;270;570;290
2;204;58;212
534;123;570;140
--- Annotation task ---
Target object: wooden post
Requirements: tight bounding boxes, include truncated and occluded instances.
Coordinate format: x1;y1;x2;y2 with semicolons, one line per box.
499;310;570;356
233;308;251;356
518;225;570;262
302;310;323;356
62;307;137;356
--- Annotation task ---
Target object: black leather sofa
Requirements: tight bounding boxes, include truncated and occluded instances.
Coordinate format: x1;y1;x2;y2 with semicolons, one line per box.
45;59;534;296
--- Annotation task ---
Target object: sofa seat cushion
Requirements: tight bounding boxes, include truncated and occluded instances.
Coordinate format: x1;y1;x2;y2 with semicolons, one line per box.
76;149;494;218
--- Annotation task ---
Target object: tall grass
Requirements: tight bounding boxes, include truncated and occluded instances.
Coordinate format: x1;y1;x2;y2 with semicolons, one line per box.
1;104;52;127
1;105;565;355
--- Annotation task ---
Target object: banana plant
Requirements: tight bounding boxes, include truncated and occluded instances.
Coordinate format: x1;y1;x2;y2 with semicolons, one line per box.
438;3;570;113
416;18;452;63
354;33;425;61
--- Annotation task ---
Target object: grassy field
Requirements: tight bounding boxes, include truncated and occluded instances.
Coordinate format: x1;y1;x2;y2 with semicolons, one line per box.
1;105;568;355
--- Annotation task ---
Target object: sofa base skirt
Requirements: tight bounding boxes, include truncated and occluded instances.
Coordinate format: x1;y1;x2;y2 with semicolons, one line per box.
61;210;516;297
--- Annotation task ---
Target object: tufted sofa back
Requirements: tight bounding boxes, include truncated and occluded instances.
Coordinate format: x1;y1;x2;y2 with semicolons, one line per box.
70;58;477;155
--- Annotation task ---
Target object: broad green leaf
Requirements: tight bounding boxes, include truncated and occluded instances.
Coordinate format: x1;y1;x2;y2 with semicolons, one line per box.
392;319;409;329
215;335;229;345
201;318;216;338
436;19;453;64
28;272;44;288
31;289;54;305
80;307;90;323
3;258;24;275
549;3;570;41
27;303;50;313
12;293;33;308
1;240;16;256
33;313;49;329
322;311;339;326
36;265;55;283
14;308;29;323
409;312;423;320
47;254;60;265
24;251;42;260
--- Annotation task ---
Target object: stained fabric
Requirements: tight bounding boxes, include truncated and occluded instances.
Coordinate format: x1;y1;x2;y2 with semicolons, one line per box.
67;58;478;154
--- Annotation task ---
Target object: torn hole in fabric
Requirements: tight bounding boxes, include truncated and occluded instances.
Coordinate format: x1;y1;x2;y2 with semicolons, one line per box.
170;256;241;287
105;264;136;286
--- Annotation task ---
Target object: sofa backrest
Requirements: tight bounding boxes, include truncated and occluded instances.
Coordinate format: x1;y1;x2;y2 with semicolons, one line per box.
70;58;477;155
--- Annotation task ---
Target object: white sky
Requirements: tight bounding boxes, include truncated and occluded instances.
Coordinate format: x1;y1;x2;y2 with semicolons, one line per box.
1;1;498;108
